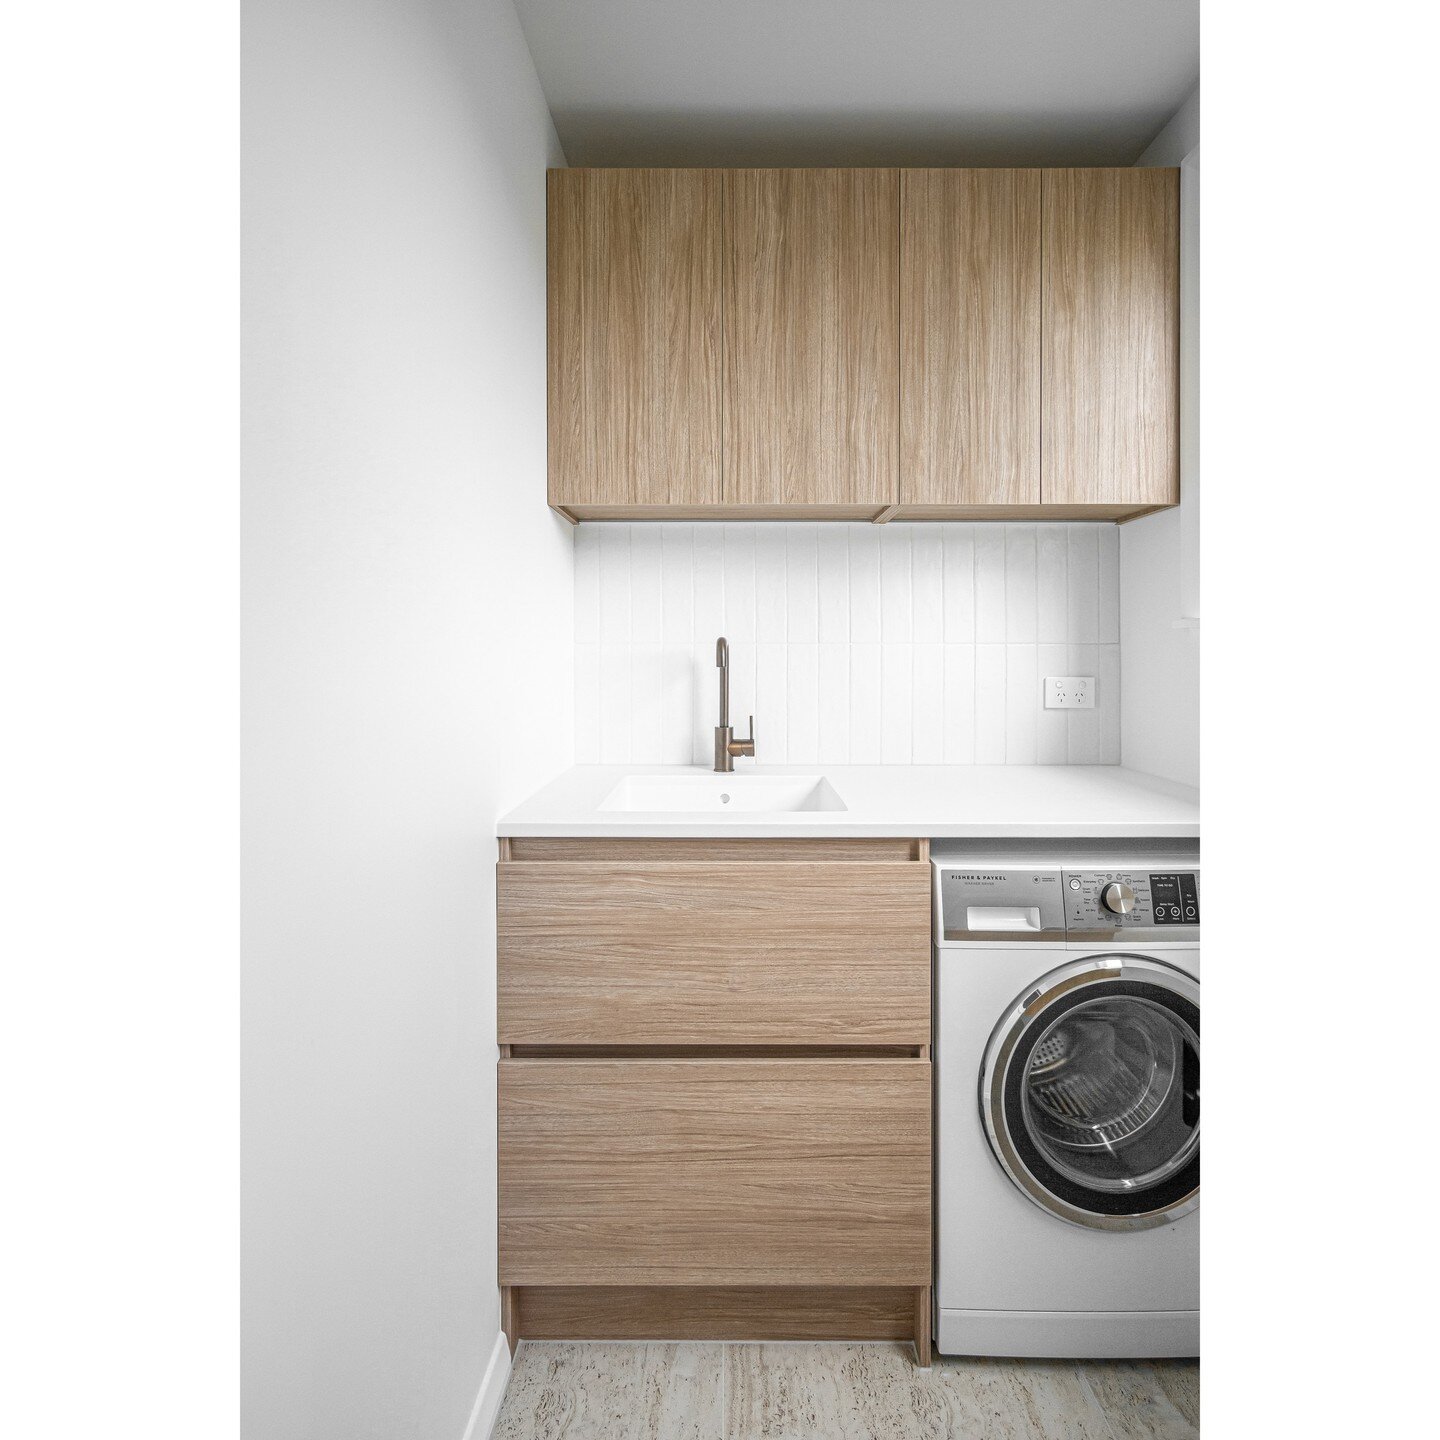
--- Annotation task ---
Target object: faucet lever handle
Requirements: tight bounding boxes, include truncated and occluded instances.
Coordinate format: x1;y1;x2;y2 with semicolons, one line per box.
729;714;756;760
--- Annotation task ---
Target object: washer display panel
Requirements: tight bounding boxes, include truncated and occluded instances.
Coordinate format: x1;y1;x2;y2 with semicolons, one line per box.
983;956;1200;1231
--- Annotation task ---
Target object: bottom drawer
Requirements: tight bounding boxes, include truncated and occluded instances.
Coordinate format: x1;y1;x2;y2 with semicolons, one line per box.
498;1057;931;1287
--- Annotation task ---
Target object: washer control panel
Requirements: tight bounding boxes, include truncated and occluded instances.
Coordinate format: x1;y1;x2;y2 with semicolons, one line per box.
1064;870;1200;929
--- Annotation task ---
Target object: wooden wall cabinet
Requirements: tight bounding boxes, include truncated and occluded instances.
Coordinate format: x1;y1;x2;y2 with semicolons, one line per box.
724;169;899;513
547;168;722;512
496;836;934;1361
1042;168;1180;510
547;166;1179;524
900;169;1041;511
549;167;898;520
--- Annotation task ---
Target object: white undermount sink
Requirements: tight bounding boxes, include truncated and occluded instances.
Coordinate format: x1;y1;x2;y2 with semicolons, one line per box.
598;774;849;814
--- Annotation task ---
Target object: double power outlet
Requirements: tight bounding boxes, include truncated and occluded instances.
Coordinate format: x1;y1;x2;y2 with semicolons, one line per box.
1044;676;1096;710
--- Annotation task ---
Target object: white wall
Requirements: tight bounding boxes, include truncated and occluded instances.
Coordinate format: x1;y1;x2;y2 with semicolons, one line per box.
241;3;568;1437
1123;86;1200;786
576;522;1122;765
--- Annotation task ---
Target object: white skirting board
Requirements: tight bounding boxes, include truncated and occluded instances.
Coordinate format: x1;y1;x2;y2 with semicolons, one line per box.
460;1332;512;1440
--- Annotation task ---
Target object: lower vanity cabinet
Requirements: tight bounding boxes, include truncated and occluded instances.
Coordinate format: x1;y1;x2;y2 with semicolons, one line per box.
495;837;935;1361
499;1057;930;1285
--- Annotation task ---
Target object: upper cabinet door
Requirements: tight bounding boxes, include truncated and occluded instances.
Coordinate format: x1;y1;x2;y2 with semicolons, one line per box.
900;170;1041;506
723;169;899;508
1042;168;1180;507
548;169;722;509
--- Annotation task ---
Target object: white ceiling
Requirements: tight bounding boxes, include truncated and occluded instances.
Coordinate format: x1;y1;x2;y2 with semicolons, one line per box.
512;0;1199;167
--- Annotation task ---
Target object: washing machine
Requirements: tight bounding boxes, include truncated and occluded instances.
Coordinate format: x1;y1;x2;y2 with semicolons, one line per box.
934;839;1199;1358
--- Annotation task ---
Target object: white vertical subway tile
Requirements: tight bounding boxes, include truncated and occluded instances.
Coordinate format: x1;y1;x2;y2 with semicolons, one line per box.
629;527;663;643
1005;642;1038;764
630;643;663;759
1004;526;1037;642
974;526;1007;642
598;642;631;762
879;525;913;641
754;641;789;764
754;525;788;642
1036;525;1068;644
1098;524;1120;645
598;525;632;642
787;645;820;763
848;642;882;762
690;642;715;765
1067;527;1099;645
659;644;694;764
574;646;600;762
912;643;944;763
786;524;820;642
816;642;850;765
570;519;1127;771
660;525;694;643
1035;643;1069;765
1066;642;1101;764
942;645;975;763
849;526;882;643
943;525;976;641
1098;643;1121;763
816;526;850;642
911;525;945;643
574;526;600;644
692;525;725;642
975;644;1007;763
722;524;756;642
881;644;913;763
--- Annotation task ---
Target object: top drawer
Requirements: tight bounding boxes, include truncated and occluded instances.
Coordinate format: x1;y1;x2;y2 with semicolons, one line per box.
497;855;932;1045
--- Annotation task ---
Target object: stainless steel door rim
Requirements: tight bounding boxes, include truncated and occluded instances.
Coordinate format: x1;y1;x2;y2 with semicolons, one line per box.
979;954;1200;1233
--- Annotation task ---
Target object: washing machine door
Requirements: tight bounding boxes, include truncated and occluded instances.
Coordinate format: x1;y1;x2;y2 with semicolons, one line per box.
980;954;1199;1232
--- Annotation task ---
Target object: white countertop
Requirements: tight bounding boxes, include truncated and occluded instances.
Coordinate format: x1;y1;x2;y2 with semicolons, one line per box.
497;765;1199;839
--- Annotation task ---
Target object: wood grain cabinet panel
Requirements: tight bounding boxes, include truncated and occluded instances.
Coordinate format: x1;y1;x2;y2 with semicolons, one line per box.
498;1058;932;1287
900;169;1041;506
496;860;931;1045
723;169;899;508
548;168;721;509
1041;167;1180;507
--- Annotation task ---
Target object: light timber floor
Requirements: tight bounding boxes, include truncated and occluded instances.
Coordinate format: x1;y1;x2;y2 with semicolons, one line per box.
492;1340;1199;1440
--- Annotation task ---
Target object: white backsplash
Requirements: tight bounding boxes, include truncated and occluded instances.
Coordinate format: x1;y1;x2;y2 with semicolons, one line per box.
573;523;1121;766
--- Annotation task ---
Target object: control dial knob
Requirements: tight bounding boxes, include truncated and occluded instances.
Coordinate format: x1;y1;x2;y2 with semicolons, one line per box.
1101;881;1137;915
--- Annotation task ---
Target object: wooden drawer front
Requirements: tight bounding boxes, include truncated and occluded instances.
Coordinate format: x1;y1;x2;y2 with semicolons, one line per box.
498;1059;931;1287
497;861;931;1045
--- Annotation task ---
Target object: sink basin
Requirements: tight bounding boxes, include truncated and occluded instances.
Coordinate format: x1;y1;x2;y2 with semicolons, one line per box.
598;774;848;814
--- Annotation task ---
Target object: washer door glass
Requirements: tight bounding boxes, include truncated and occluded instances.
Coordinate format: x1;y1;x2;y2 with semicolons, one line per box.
985;959;1200;1229
1022;995;1199;1194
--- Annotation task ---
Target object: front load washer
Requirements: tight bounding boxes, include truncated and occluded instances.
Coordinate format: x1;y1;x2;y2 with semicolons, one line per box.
934;839;1199;1358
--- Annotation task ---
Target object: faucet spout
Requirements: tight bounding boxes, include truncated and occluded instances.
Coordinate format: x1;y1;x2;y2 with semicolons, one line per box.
712;635;755;773
715;637;729;727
